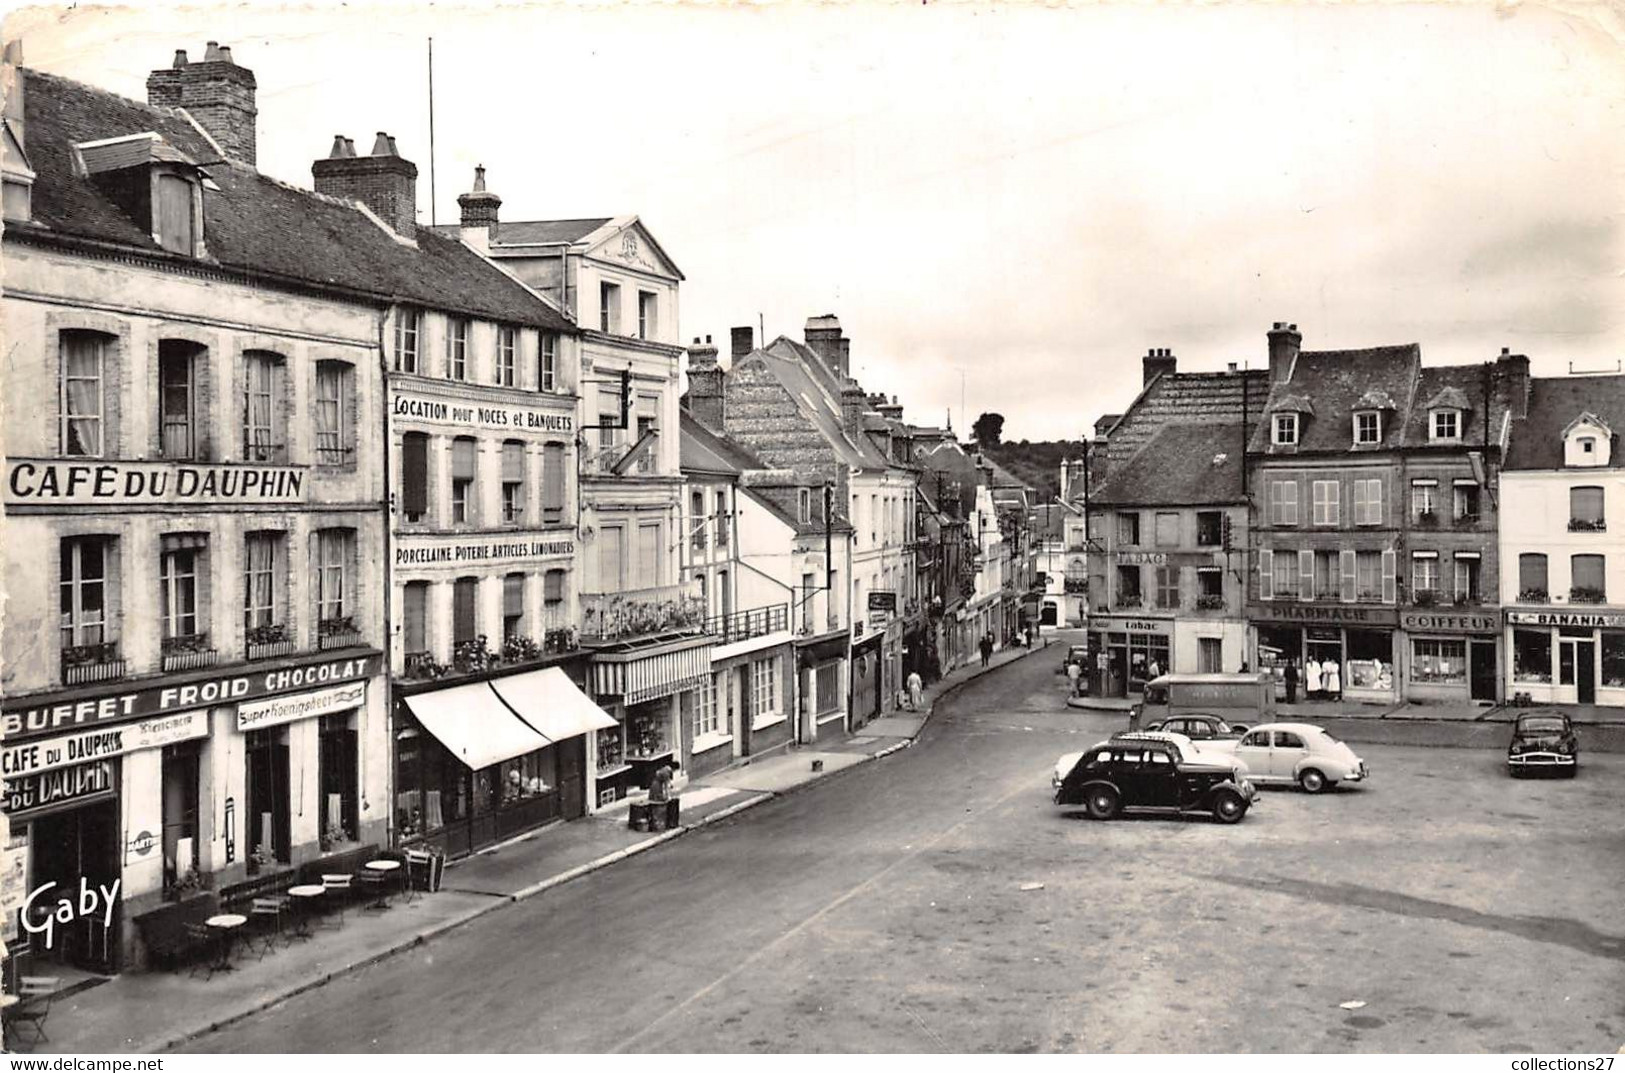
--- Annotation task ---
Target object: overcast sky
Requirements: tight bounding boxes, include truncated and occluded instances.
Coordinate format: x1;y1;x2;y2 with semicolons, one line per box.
9;1;1624;441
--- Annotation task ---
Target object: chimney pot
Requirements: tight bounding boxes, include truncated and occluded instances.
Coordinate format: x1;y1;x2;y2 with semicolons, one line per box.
343;137;356;157
327;134;348;159
148;42;257;164
218;45;234;64
686;337;726;430
1502;347;1510;356
371;132;392;156
204;41;222;61
314;130;419;235
172;49;188;68
705;334;712;344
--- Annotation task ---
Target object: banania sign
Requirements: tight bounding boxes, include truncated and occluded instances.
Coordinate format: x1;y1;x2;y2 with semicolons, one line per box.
1506;610;1625;628
6;459;305;506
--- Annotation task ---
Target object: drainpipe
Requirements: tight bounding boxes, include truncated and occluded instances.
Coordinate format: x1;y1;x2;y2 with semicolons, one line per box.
377;305;395;847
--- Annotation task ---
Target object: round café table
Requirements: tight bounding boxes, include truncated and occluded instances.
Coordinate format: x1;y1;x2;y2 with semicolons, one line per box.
205;913;248;973
363;860;401;910
287;884;326;939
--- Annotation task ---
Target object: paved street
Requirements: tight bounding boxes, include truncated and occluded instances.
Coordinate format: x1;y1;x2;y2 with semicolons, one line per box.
185;638;1625;1053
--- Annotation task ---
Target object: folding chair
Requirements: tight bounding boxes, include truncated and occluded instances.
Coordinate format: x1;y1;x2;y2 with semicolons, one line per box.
184;923;218;978
248;897;289;958
8;977;58;1045
402;849;432;904
321;873;353;926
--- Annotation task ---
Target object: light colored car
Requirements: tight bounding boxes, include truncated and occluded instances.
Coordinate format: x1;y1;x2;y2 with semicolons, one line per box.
1052;731;1250;789
1231;722;1368;793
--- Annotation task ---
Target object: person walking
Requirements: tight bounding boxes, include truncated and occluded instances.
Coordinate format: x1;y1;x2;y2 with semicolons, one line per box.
907;669;924;711
1066;657;1082;698
646;760;679;830
1283;658;1299;704
979;633;994;668
1306;656;1323;701
1323;659;1341;701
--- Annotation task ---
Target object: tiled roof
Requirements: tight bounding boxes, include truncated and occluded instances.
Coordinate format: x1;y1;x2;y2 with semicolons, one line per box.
757;338;894;471
1399;364;1510;449
1097;422;1248;505
1249;345;1420;453
1506;375;1625;470
15;69;575;332
679;409;766;476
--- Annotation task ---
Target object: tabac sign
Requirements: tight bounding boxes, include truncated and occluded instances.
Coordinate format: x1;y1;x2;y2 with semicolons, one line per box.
6;459;305;507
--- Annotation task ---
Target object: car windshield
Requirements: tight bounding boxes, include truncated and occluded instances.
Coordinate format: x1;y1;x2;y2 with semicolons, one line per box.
1519;717;1567;733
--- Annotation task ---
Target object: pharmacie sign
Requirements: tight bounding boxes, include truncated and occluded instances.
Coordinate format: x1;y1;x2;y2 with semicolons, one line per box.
2;653;381;744
3;759;116;817
237;680;366;732
6;458;305;507
2;709;208;779
1250;602;1400;627
395;532;575;567
393;392;574;433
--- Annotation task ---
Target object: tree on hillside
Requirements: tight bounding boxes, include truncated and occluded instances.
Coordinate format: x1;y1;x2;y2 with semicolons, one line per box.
972;412;1005;448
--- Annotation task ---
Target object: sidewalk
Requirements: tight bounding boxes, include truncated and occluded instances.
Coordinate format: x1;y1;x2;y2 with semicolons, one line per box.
34;640;1043;1055
1065;692;1625;726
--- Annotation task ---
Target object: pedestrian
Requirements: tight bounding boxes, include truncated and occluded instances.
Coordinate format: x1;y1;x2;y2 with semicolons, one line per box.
1284;658;1299;704
907;668;924;710
647;760;679;830
1306;656;1323;700
979;633;993;668
1147;657;1161;682
1066;658;1081;698
1324;659;1341;701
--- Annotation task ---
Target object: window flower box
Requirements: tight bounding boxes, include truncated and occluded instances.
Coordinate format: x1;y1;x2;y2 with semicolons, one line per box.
1195;594;1225;610
1569;586;1607;605
1412;590;1440;607
1517;588;1549;604
1414;511;1439;529
1567;518;1607;533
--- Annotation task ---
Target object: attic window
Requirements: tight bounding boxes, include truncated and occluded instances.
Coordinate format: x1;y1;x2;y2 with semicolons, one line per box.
1272;413;1298;446
1354;411;1381;445
1580;437;1595;454
1430;409;1461;442
154;171;197;255
798;488;812;523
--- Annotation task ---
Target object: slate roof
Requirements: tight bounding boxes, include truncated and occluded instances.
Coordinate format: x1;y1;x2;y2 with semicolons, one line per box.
679;408;766;477
1399;364;1509;448
1506;375;1625;471
1248;345;1420;453
432;218;612;246
14;69;575;332
757;338;894;471
1097;422;1247;505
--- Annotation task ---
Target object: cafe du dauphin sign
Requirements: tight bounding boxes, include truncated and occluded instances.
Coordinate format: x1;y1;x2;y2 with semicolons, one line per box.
6;459;306;507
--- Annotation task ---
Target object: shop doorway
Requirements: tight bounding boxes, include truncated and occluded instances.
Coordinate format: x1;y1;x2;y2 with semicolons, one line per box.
25;801;120;974
1561;639;1596;704
1470;641;1498;703
558;738;586;821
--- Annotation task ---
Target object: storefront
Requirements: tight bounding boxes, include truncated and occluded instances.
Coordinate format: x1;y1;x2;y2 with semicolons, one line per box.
589;637;712;807
1087;614;1173;698
1249;603;1400;703
850;633;884;729
795;631;849;741
396;666;612;857
1400;609;1501;704
1506;609;1625;708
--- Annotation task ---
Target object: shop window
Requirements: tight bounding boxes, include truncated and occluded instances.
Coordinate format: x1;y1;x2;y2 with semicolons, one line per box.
542;443;568;524
497;325;517;387
448;317;468;380
1116;512;1140;546
1513;629;1553;683
1154;566;1179;610
596;723;625;774
395;307;421;372
1311;480;1340;526
1453;483;1480;522
1127;633;1170;691
401;432;430;522
1345;629;1393;691
1569;486;1605;531
245;728;290;864
1269;480;1299;526
453;576;479;646
504;572;526;642
1518;553;1549;601
628;704;670;762
451;437;477;524
502;440;526;524
161;740;201;891
158;339;204;459
1115;564;1142;606
241;350;285;463
1601;630;1625;689
1154;512;1179;547
539;332;558;392
60;330;110;456
1570;554;1606;603
1412;638;1467;684
816;662;842;714
403;581;430;662
160;532;208;650
318;713;359;847
314;360;354;466
500;750;556;806
1352;478;1383;526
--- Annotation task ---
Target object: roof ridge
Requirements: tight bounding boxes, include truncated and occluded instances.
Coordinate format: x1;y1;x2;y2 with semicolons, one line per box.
24;67;178;125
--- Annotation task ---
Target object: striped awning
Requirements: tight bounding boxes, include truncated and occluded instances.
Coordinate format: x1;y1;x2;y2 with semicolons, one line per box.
591;639;714;705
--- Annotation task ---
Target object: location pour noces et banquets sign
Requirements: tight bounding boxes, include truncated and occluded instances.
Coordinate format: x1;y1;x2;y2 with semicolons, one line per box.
6;459;306;506
2;654;381;743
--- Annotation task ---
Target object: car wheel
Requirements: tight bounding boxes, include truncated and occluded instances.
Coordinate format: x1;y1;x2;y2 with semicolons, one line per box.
1085;787;1121;820
1211;790;1247;824
1298;768;1328;794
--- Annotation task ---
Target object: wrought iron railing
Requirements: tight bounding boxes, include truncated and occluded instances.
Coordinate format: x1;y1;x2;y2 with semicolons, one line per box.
581;584;708;642
162;633;218;672
1570;586;1607;604
703;604;789;644
62;641;123;685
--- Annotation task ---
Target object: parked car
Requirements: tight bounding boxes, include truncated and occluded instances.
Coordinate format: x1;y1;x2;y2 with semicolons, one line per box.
1144;712;1250;740
1231;723;1368;793
1051;731;1250;790
1507;711;1579;777
1054;734;1256;823
1058;644;1089;675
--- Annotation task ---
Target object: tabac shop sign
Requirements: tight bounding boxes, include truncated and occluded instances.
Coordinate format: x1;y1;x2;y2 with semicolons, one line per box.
396;534;576;567
393;393;574;434
6;459;305;507
2;654;381;744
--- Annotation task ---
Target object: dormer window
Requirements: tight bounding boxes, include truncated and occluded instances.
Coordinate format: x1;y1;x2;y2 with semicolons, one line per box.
1273;413;1298;446
1430;409;1461;442
1563;413;1613;467
2;116;35;222
1354;410;1381;445
77;134;205;258
154;171;196;255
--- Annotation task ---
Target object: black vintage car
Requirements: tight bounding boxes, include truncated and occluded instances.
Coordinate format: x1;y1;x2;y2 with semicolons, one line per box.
1055;734;1256;823
1507;710;1579;777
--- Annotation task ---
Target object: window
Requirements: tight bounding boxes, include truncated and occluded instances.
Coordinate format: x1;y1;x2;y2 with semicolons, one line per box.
315;528;353;627
158;340;201;459
598;525;625;592
1454;556;1481;602
690;491;707;550
1115;564;1142;605
1274;731;1306;750
1411;638;1467;684
1312;550;1338;599
543;569;566;628
453;577;478;645
1453;483;1480;521
451;437;476;524
1269;480;1299;526
1197;568;1222;598
245;728;289;862
715;491;730;549
1311;480;1339;526
447;317;468;380
160;741;200;889
1571;554;1606;602
244;531;283;635
401;432;430;523
1352;478;1383;526
1603;630;1625;689
1154;566;1179;609
160;533;205;641
637;522;663;589
1116;512;1141;546
816;662;841;713
403;581;429;656
1272;550;1299;598
1411;481;1438;520
318;713;359;846
870;494;879;545
1431;410;1460;441
1196;511;1222;547
314;361;352;465
638;291;657;340
60;330;108;456
504;573;525;642
694;675;720;738
798;488;812;523
395;308;421;372
1154;512;1179;547
1272;413;1298;446
752;657;779;723
599;281;621;334
497;325;517;387
539;332;558;391
541;443;567;524
155;172;196;255
1198;637;1223;674
801;571;817;633
1570;486;1605;531
1519;553;1549;600
1354;411;1380;445
1411;553;1439;595
1513;629;1552;683
60;536;110;651
502;440;525;524
240;350;287;463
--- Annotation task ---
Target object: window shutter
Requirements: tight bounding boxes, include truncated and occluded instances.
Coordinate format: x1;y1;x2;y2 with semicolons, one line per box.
542;443;566;521
502;442;525;482
1283;482;1299;526
1267;482;1280;526
1259;549;1274;600
156;173;194;255
1368;479;1383;525
1298;549;1314;601
402;433;428;517
1340;549;1356;603
543;568;565;603
1519;553;1547;594
403;583;427;652
1381;548;1397;604
504;573;525;617
1352;480;1368;526
1326;482;1340;527
451;438;476;480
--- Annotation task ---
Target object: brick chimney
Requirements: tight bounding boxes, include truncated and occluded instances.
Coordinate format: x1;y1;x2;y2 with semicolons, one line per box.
877;395;904;423
805;314;850;379
1496;346;1532;420
312;131;418;236
840;378;868;433
147;42;258;165
457;164;501;248
731;325;754;360
1142;347;1177;386
1267;322;1302;384
686;335;724;431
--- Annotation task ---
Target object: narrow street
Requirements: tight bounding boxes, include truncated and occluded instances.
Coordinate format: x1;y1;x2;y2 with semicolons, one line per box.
185;644;1625;1053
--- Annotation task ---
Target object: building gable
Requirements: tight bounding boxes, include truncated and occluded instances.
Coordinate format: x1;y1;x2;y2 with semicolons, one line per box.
582;218;683;282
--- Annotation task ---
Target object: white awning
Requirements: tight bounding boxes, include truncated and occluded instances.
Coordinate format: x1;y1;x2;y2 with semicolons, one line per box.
490;668;619;741
404;681;551;770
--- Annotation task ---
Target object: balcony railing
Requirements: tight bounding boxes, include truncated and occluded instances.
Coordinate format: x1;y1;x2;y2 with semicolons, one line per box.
704;604;789;645
1454;513;1481;530
1411;590;1442;607
581;584;708;642
318;616;364;650
405;651;440;679
1570;586;1607;604
161;633;218;672
62;641;123;685
1518;587;1550;604
1568;518;1607;533
1195;593;1225;610
246;623;295;661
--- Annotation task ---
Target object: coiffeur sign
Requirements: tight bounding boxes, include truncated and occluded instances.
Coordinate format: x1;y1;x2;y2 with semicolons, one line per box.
6;459;305;506
2;654;381;743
